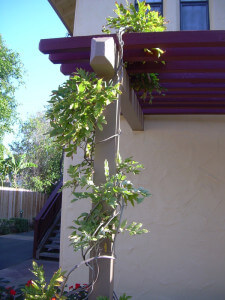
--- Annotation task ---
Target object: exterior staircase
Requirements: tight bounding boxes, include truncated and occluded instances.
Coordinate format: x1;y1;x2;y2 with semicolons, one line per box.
37;213;61;260
33;180;62;261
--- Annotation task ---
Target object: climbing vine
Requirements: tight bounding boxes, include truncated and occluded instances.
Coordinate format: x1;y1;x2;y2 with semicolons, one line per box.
102;0;166;33
45;68;150;299
69;156;150;255
103;0;167;101
22;1;167;299
47;70;120;158
47;68;150;257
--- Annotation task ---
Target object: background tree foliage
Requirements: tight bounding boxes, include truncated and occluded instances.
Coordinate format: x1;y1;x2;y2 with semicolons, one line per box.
10;112;62;194
0;149;37;188
0;34;24;141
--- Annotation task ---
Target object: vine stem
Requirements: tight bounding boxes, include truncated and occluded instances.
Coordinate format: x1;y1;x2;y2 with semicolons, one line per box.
112;196;125;256
59;255;115;298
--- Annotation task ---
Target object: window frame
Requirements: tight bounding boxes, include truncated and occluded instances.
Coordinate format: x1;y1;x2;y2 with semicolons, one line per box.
135;0;163;16
180;0;210;31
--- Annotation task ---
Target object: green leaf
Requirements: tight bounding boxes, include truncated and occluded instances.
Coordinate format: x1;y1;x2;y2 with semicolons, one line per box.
104;159;109;178
97;122;103;131
120;219;127;229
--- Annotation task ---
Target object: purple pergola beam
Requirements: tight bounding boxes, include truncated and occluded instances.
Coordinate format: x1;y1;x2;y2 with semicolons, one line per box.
138;93;225;99
48;47;225;64
49;51;90;63
143;107;225;114
157;86;225;91
124;47;225;62
127;60;225;73
60;63;93;75
159;73;225;83
39;30;225;115
39;31;225;54
141;100;225;106
61;61;225;76
122;31;225;49
39;34;114;54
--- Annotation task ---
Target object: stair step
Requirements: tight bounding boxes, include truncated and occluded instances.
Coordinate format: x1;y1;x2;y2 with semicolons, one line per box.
48;236;60;242
45;243;60;250
52;234;60;238
39;252;59;259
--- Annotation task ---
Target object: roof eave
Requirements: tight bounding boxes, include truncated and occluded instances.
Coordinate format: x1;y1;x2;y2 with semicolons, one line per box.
48;0;75;36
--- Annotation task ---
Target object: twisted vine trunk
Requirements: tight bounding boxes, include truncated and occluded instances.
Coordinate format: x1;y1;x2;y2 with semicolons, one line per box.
89;99;121;300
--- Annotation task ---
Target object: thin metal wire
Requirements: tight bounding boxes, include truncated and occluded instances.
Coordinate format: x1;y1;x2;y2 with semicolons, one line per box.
87;27;127;297
64;27;127;298
96;130;121;144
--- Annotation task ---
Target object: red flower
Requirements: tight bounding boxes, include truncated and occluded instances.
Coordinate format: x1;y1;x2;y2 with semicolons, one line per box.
26;280;33;287
69;285;73;290
51;298;56;300
10;289;16;296
75;283;81;289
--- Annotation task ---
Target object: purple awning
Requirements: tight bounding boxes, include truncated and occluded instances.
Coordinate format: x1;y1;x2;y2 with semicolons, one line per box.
39;31;225;115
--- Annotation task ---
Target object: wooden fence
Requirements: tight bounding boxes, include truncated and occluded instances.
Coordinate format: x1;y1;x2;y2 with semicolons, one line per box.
0;187;47;222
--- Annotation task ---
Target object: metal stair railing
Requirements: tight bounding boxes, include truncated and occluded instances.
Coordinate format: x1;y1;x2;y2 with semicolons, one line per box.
33;179;63;258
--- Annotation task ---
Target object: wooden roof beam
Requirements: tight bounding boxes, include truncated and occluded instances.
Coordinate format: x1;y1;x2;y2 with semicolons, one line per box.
142;107;225;114
89;37;143;131
120;68;144;131
122;31;225;49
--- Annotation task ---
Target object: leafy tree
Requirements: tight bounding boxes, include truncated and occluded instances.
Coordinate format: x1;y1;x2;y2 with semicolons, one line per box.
0;147;9;186
0;34;23;141
10;112;62;194
0;149;36;188
102;0;166;33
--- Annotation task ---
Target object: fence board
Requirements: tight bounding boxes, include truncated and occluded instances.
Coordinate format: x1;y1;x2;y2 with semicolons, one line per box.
0;188;47;222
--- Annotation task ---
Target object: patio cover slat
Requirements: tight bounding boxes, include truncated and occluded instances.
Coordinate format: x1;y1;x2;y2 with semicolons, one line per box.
39;30;225;115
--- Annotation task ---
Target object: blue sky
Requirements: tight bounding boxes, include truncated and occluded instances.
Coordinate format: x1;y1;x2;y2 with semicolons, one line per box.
0;0;69;144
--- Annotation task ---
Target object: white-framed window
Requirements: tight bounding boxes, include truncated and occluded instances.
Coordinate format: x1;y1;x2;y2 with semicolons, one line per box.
180;0;209;30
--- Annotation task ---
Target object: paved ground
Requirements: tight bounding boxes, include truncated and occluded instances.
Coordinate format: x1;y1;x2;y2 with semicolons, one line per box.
0;231;34;269
0;231;58;288
0;258;59;288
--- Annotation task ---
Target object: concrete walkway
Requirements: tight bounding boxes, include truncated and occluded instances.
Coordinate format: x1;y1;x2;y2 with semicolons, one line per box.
0;231;58;288
0;231;34;269
0;258;59;288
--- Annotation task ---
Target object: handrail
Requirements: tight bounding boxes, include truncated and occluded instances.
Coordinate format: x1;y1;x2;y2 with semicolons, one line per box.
33;179;63;258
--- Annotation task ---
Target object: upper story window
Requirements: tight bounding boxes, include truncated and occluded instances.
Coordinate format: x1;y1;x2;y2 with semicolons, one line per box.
180;0;209;30
135;0;163;15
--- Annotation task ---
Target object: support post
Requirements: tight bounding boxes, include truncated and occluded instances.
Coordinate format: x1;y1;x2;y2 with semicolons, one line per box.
90;99;120;299
89;37;119;300
89;34;144;298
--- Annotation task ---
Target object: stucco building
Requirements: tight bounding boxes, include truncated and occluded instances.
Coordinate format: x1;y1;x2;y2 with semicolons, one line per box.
42;1;225;299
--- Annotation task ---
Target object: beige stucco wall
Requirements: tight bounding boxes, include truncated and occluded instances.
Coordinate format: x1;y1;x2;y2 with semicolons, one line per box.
163;0;180;31
61;115;225;298
73;0;225;34
73;0;127;36
59;0;225;297
209;0;225;30
115;115;225;299
60;148;90;284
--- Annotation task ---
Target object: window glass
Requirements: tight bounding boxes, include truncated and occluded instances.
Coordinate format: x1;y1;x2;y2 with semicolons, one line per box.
135;0;163;15
182;0;206;2
180;1;209;30
138;0;162;2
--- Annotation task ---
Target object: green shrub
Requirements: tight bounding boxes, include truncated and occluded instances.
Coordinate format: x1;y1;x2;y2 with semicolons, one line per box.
11;218;29;233
0;218;29;235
